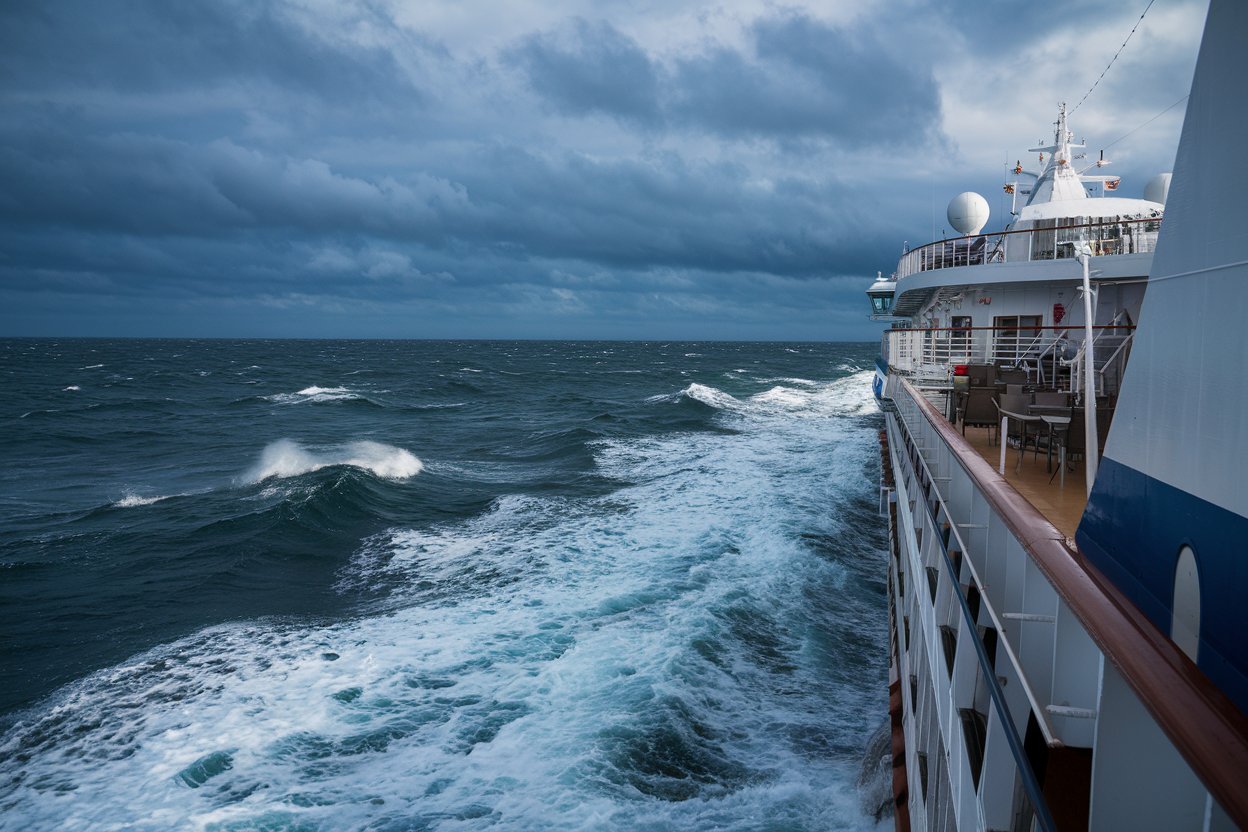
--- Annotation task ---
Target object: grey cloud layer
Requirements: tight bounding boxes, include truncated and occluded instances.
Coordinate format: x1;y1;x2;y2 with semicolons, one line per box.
0;0;1199;338
511;15;942;143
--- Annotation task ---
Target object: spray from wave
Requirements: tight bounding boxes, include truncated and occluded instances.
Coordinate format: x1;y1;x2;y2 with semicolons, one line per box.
112;493;173;508
244;439;423;483
263;386;363;404
647;383;743;410
647;372;875;419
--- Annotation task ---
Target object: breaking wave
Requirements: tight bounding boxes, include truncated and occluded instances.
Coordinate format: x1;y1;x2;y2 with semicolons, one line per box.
263;386;364;404
112;493;173;508
647;373;875;420
244;439;423;483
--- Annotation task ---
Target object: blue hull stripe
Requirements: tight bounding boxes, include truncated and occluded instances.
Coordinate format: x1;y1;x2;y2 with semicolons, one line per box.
1077;456;1248;715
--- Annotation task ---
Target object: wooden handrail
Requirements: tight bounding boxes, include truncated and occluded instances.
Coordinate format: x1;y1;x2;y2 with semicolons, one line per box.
898;376;1248;827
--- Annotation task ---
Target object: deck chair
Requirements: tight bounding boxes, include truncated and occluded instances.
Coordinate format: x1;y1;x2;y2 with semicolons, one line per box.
996;393;1039;455
960;387;999;444
1034;390;1071;407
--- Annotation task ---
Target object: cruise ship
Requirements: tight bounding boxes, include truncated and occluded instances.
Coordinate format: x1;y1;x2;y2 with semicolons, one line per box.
866;1;1248;829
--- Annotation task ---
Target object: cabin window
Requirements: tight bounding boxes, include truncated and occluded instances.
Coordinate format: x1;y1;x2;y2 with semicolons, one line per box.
951;316;973;352
871;293;894;315
1171;545;1201;661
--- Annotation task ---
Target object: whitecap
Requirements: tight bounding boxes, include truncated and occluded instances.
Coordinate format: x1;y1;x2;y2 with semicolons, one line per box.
113;493;172;508
752;386;809;409
680;382;742;410
0;363;886;832
755;376;818;387
244;439;423;483
63;385;80;392
79;364;104;370
263;386;361;404
646;383;742;410
745;370;877;418
459;367;483;373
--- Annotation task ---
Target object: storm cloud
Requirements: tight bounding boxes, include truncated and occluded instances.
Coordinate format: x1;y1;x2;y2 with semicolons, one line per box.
0;0;1205;338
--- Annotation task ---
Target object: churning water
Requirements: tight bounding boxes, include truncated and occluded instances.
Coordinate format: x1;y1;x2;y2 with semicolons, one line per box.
0;340;888;831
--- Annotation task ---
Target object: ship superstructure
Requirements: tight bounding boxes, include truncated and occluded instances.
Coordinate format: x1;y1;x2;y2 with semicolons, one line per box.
868;2;1248;829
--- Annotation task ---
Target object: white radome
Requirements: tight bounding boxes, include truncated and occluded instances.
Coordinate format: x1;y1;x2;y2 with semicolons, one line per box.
947;191;990;236
1144;172;1172;205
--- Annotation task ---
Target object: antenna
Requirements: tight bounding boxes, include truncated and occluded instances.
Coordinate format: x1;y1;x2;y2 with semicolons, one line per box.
1071;0;1157;114
1101;92;1191;154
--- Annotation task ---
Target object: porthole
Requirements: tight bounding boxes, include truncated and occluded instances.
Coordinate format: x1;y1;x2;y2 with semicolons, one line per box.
1171;545;1201;662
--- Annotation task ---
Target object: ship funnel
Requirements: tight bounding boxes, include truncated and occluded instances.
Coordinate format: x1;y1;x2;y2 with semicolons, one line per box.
1144;172;1172;205
947;192;990;236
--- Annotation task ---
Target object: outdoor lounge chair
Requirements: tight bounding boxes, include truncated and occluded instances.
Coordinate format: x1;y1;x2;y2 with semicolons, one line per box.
960;387;999;444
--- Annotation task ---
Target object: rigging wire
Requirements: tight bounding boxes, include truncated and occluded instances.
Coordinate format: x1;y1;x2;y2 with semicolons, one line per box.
1102;93;1190;150
1070;0;1158;115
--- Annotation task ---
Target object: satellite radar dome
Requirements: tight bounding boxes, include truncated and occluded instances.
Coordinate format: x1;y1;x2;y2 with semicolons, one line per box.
947;192;990;236
1144;173;1172;206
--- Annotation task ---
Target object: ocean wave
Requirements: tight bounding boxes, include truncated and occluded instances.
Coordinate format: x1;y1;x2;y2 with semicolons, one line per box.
112;493;173;508
647;373;875;421
244;439;423;483
63;385;80;392
0;358;886;831
755;376;818;387
646;383;743;410
262;386;363;404
406;401;467;411
752;386;810;409
746;371;877;418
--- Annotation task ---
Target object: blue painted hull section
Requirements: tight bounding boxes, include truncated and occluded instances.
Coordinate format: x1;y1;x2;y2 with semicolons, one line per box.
1077;456;1248;715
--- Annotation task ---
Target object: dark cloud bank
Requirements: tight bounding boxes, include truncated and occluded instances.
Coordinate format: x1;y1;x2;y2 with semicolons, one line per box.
0;1;945;338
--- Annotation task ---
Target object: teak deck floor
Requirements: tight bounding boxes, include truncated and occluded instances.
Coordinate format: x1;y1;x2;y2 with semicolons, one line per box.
959;424;1088;539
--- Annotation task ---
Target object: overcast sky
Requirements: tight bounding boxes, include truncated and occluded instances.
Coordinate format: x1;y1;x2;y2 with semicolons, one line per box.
0;0;1206;340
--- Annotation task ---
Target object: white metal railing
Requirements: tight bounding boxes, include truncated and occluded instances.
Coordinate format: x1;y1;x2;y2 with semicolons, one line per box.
884;374;1248;830
895;216;1162;280
886;384;1060;831
886;324;1134;395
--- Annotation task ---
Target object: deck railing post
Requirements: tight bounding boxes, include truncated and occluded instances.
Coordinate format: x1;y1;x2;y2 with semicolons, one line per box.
999;417;1008;474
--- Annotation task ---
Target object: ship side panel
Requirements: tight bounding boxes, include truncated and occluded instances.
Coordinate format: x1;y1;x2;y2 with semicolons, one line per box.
1077;457;1248;713
1075;0;1248;717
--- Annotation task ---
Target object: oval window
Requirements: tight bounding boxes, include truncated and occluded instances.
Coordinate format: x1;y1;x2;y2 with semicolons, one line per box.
1171;545;1201;662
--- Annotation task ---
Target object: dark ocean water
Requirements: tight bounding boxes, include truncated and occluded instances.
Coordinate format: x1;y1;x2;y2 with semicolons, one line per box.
0;339;888;831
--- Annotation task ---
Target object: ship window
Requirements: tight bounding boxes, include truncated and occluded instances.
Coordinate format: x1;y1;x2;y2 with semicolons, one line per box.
1171;545;1201;662
993;315;1042;362
871;293;894;315
951;316;973;352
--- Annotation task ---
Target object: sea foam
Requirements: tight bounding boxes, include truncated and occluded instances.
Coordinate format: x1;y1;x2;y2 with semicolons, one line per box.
0;353;886;832
680;382;742;410
263;386;361;404
245;439;423;483
113;493;172;508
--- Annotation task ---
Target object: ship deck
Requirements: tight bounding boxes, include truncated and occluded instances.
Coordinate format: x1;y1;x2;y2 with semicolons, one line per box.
911;388;1089;537
960;424;1087;538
